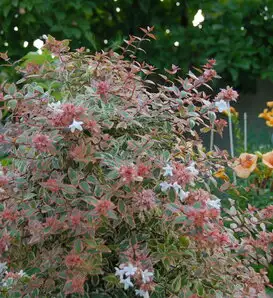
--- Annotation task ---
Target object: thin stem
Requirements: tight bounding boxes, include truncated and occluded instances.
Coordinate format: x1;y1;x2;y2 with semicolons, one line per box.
244;112;247;152
210;123;214;151
227;102;236;184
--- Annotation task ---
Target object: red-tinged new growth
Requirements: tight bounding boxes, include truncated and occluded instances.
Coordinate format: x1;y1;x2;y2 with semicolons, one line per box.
215;86;239;102
33;134;53;153
65;254;84;268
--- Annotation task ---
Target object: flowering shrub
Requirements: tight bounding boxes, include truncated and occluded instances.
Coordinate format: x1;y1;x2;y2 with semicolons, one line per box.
0;33;272;297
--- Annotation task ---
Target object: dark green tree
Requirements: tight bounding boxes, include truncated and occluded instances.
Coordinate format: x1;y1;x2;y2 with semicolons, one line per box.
1;0;273;88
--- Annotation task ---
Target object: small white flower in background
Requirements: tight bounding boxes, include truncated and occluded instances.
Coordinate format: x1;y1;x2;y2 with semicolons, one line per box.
207;198;221;210
215;100;228;113
186;162;199;176
0;262;7;275
172;182;181;193
69;119;84;133
135;289;150;298
115;266;125;279
160;181;172;192
120;276;134;290
47;101;62;113
123;263;138;277
141;269;153;283
115;263;137;290
163;164;173;177
17;270;26;277
172;182;189;201
179;189;189;201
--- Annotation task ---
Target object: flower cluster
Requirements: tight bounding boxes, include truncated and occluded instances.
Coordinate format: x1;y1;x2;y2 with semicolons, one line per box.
0;264;29;291
232;150;273;178
115;263;154;297
259;100;273;126
215;86;239;102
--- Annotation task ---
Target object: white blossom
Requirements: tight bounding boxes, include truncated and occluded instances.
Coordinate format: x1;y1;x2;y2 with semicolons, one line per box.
47;101;62;113
179;189;189;201
207;198;221;210
68;119;84;133
123;263;138;277
135;289;150;298
120;276;134;290
172;182;182;193
215;100;228;113
163;164;173;177
0;262;7;275
115;266;126;279
186;162;199;176
141;269;153;283
160;181;172;192
17;270;26;277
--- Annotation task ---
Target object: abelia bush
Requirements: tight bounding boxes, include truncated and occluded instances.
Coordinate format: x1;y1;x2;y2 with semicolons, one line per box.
0;33;271;297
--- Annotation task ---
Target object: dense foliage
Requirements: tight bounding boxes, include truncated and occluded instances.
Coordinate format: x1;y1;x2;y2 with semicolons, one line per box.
0;33;273;297
1;0;273;88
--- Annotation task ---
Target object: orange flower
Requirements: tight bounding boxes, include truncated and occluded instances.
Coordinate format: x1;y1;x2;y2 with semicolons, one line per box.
213;168;229;181
222;107;238;117
267;101;273;108
262;151;273;168
266;118;273;127
233;153;257;178
259;109;271;121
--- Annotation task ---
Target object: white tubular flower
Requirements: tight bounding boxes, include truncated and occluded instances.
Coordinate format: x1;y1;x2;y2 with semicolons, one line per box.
47;101;63;113
17;270;26;277
0;262;7;275
179;189;189;201
115;266;125;279
141;269;154;283
163;164;173;177
160;181;172;192
215;100;228;113
123;263;138;277
68;119;84;133
120;276;134;290
172;182;181;193
186;162;199;176
207;198;221;210
135;289;150;298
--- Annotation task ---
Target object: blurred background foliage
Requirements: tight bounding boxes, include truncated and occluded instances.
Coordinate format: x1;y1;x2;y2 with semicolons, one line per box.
1;0;273;91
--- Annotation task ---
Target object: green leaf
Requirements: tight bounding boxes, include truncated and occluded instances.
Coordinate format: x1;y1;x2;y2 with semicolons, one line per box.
8;83;16;95
197;283;205;296
208;111;216;124
174;215;187;224
90;294;112;298
79;181;91;193
179;236;190;247
94;185;103;197
118;199;126;214
171;275;182;293
103;274;119;285
68;168;78;185
74;239;82;253
87;175;97;184
61;184;77;194
7;99;17;110
189;118;195;129
168;187;176;202
106;170;119;180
